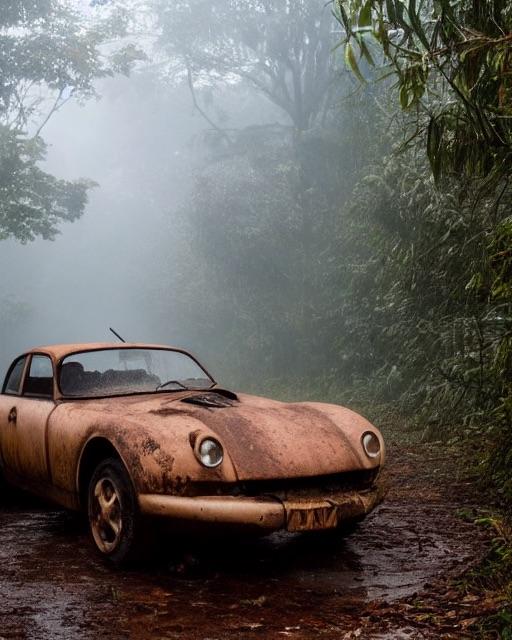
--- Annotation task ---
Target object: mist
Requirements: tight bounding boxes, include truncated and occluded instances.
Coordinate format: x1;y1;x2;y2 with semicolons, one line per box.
0;1;511;636
0;67;282;374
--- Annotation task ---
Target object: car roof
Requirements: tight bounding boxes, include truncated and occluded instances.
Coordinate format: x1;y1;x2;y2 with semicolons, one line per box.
26;343;185;362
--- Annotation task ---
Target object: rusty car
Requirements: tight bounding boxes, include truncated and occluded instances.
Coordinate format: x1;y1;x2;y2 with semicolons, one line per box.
0;343;385;564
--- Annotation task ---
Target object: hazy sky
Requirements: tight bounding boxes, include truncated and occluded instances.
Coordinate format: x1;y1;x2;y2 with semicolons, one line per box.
0;73;191;364
0;62;281;370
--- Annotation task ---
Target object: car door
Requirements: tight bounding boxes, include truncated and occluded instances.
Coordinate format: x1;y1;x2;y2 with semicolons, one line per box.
0;355;28;475
0;354;55;486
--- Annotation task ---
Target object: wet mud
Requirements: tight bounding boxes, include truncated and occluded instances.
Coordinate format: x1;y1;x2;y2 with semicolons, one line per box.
0;445;489;639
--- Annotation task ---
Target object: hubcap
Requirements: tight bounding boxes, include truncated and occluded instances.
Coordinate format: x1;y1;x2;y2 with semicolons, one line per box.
90;477;123;554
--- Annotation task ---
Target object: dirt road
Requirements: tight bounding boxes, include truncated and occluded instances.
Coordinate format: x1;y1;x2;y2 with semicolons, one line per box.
0;444;489;639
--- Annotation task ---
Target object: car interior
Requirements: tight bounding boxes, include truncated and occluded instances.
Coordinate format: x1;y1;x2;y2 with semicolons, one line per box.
60;361;161;396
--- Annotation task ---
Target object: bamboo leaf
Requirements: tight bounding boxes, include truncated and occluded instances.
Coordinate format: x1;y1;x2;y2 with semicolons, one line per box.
345;41;366;82
427;117;442;182
399;82;410;109
358;0;373;27
408;0;429;49
360;38;376;66
385;0;397;24
334;0;351;33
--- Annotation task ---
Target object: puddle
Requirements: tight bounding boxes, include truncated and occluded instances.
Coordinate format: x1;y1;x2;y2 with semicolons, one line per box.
0;489;482;639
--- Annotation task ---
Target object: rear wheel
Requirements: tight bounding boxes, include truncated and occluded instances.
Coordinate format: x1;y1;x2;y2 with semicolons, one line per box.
87;457;143;565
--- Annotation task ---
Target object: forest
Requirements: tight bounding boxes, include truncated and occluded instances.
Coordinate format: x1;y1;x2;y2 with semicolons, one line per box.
0;0;511;637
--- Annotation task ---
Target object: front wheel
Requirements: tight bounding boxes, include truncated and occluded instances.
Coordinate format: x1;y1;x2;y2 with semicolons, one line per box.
87;457;143;565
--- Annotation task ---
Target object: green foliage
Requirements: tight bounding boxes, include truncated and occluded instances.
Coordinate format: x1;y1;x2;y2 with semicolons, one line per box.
0;1;53;27
0;1;106;127
0;127;93;242
485;217;512;498
337;148;509;404
335;0;512;184
466;516;512;638
0;0;142;242
334;0;512;501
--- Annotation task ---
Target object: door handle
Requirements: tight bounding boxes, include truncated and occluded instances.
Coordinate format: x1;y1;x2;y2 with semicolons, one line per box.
8;407;17;425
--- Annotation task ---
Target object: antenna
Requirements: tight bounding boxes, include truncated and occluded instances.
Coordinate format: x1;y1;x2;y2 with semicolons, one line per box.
109;327;126;343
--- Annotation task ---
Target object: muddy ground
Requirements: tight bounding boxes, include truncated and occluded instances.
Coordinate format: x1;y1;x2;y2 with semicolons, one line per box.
0;443;492;639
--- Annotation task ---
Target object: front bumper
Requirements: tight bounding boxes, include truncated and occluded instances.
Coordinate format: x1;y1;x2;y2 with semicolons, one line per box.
138;484;385;532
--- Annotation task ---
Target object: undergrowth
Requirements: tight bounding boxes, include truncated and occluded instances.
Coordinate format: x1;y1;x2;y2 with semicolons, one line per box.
463;516;512;639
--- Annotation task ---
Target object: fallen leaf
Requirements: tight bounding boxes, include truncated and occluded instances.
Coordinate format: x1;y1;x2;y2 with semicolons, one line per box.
460;618;478;629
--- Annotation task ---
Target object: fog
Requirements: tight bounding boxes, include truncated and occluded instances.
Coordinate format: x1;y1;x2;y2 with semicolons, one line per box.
0;0;404;396
0;67;281;375
1;4;509;632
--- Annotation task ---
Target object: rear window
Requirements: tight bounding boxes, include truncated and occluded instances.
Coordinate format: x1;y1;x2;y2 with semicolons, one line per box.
3;357;26;395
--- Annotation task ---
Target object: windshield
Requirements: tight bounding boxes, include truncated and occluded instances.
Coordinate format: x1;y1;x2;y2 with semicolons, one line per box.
59;348;214;398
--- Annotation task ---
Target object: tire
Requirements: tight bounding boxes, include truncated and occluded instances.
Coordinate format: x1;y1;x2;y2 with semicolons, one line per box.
87;457;144;566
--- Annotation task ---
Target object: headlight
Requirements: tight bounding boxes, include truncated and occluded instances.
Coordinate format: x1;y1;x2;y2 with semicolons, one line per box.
362;431;381;459
197;437;223;468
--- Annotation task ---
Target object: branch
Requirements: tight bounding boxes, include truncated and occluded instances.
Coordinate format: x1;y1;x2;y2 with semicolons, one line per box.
236;68;294;122
186;63;233;145
33;88;74;139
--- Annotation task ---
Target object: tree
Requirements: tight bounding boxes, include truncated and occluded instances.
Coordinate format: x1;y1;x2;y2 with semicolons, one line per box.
335;0;512;183
336;0;512;500
0;129;91;242
0;0;140;242
148;84;385;393
154;0;339;131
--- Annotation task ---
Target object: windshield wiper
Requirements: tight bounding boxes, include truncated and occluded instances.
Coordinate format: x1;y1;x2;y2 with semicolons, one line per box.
155;379;188;392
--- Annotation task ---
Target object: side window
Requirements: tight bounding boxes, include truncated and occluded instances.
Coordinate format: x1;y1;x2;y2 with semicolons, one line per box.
23;355;54;398
3;357;27;395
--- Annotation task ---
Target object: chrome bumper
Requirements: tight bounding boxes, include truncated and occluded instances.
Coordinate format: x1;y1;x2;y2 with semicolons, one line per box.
138;484;384;532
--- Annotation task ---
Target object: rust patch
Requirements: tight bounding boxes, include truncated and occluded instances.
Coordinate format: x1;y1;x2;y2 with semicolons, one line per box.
284;486;384;532
140;437;175;493
141;437;160;455
286;503;340;531
180;401;366;481
89;424;176;496
168;475;192;495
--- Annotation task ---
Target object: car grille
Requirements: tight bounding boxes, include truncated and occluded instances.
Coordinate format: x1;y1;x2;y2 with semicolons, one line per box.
185;468;379;498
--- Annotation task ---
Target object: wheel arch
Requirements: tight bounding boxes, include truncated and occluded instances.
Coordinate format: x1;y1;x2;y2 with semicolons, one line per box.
77;437;134;510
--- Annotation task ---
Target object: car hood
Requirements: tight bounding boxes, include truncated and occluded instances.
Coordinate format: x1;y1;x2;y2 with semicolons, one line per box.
64;390;383;481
